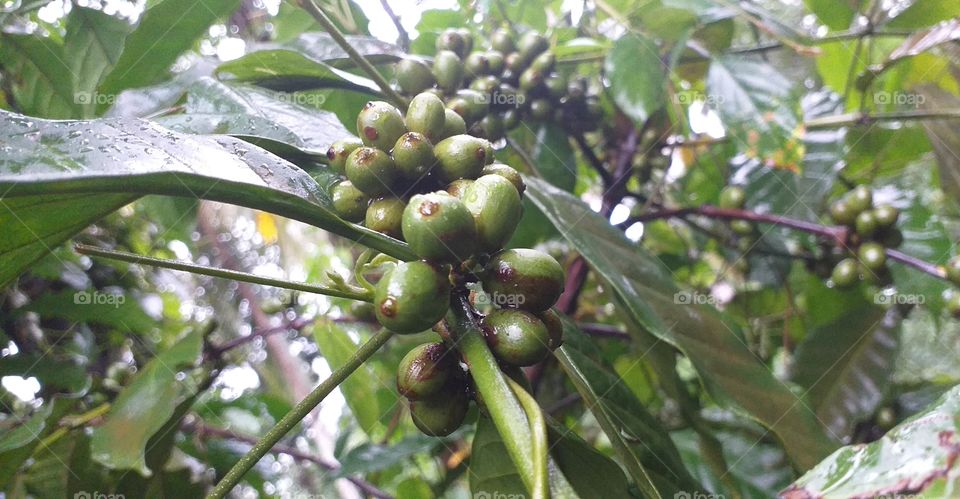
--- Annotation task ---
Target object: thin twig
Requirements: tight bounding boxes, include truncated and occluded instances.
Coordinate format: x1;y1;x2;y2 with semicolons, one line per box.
806;109;960;129
206;317;315;361
577;323;630;340
572;133;613;186
378;0;409;51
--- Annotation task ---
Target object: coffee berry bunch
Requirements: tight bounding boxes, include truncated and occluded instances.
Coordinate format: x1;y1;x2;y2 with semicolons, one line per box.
326;94;566;436
393;27;601;141
827;186;902;289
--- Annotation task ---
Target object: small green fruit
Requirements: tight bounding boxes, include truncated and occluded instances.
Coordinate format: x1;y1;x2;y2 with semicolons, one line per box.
830;199;857;226
445;178;475;199
832;258;860;288
481;309;551;366
483;249;565;312
463;175;522;253
435;29;467;58
855;211;878;238
402;193;478;262
873;204;899;228
447;89;489;125
470;75;500;96
730;219;754;235
946;256;960;285
331;180;369;222
392;132;436;181
858;242;886;272
486;51;505;75
879;227;903;248
464;52;490;79
481;163;525;195
947;292;960;319
544;73;567;99
433;50;465;93
439;109;467;141
529;99;553;121
530;51;556;73
374;260;451;333
396;58;436;95
502;108;520;129
433;134;490;183
518;67;545;92
345;147;400;196
457;28;473;54
474;114;505;141
405;92;446;142
357;101;407;151
504;52;525;73
491;28;516;53
517;32;549;64
718;186;746;209
846;185;873;214
409;382;469;436
326;137;363;174
397;342;453;400
365;197;406;238
538;309;564;350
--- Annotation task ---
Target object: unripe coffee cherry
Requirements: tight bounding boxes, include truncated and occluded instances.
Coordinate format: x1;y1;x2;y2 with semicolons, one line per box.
504;52;525;74
880;227;903;248
490;28;516;53
463;175;523;253
486;51;505;75
433;50;465;93
529;99;553;121
858;242;886;272
517;32;549;64
433;134;489;183
405;92;446;143
464;52;491;79
475;114;505;141
873;204;900;228
397;342;453;400
846;185;873;214
947;292;960;319
544;73;567;99
445;179;474;199
946;256;960;285
331;180;369;222
345;147;400;196
470;75;500;96
718;186;746;209
830;199;857;226
374;261;451;333
538;309;564;350
365;197;405;238
481;164;525;195
730;219;754;236
483;249;564;312
402;192;478;262
530;52;556;73
409;382;469;436
326;137;363;174
357;101;407;151
396;58;436;95
855;211;878;238
502;109;520;129
481;309;551;366
435;29;467;58
832;258;860;288
519;67;545;92
457;28;474;54
439;109;467;141
392;132;437;181
448;90;489;125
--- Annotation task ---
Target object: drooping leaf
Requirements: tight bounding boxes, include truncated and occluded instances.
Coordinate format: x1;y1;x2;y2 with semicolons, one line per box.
216;49;382;94
0;35;79;118
526;177;835;469
98;0;241;100
0;110;414;286
783;384;960;497
89;327;203;475
605;35;666;124
64;6;131;118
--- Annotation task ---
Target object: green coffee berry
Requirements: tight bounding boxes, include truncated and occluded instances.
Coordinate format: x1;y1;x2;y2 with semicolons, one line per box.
502;108;520;129
544;73;567;99
445;178;475;199
374;260;451;333
402;192;478;262
529;99;553;121
345;147;400;196
947;292;960;319
873;204;899;228
475;114;505;141
858;242;886;272
448;90;489;125
357;101;407;151
433;50;465;93
530;51;556;73
326;137;363;174
879;227;903;248
483;249;564;312
396;58;436;95
517;32;549;64
397;342;453;400
409;382;469;436
830;199;857;226
481;309;551;366
470;75;500;96
456;28;473;54
491;28;516;53
504;52;525;74
518;67;545;93
435;29;467;58
365;197;406;239
405;92;446;143
464;52;490;79
718;186;746;209
486;51;505;75
463;175;522;253
433;134;489;183
855;211;878;238
832;258;860;288
481;163;525;195
946;256;960;285
393;132;437;181
331;180;369;222
538;309;564;350
730;219;754;236
439;109;467;141
846;185;873;214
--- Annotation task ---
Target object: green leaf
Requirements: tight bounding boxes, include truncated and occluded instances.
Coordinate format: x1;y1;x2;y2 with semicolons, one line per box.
804;0;856;30
335;432;456;477
90;327;203;475
284;32;402;68
64;6;130;118
918;86;960;203
858;19;960;90
525;177;835;469
784;384;960;497
23;288;156;332
605;35;666;124
792;287;900;440
0;35;79;118
216;49;382;94
311;322;397;437
532;124;577;192
157;77;354;159
98;0;241;99
887;0;960;28
0;403;55;488
0;110;414;286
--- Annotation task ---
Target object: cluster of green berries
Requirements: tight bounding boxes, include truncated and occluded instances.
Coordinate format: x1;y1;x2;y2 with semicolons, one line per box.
328;95;566;436
827;186;902;288
394;27;601;140
942;257;960;318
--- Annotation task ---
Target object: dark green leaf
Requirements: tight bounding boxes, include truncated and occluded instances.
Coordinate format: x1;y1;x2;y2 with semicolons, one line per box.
216;49;382;94
284;32;402;68
23;289;156;332
0;35;79;118
532;124;577;192
64;6;130;118
526;177;835;469
335;432;456;477
605;35;666;124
